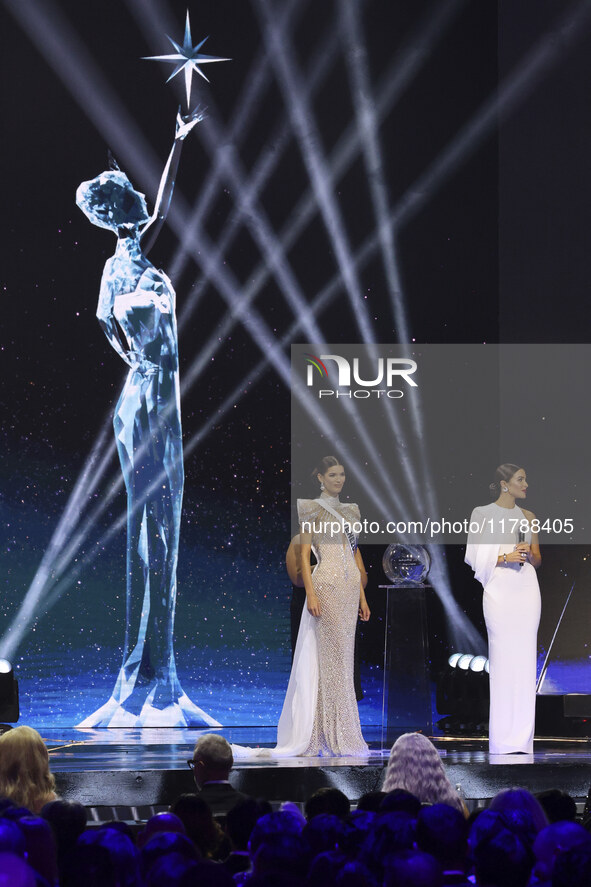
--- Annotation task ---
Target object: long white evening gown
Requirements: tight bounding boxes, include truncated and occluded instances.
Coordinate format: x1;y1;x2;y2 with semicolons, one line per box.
277;495;368;756
465;502;541;755
233;495;368;759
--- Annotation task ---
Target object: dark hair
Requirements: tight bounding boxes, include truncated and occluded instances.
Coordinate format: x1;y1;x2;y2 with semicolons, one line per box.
535;789;577;824
42;800;88;858
489;789;548;838
474;828;533;887
171;793;225;859
249;812;304;855
416;804;468;866
78;827;140;887
140;832;198;881
303;814;345;857
355;792;386;813
253;834;309;879
359;813;416;880
552;842;591;887
225;797;267;851
311;456;343;481
379;790;421;817
305;788;350;821
61;844;117;887
382;849;442;887
0;817;26;856
489;463;522;498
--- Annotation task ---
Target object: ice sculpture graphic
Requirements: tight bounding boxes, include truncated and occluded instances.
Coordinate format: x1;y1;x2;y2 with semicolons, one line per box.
76;112;219;727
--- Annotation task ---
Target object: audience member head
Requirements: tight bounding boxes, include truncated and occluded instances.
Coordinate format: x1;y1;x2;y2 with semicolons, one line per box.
79;826;140;887
101;820;135;842
171;793;225;858
359;812;416;880
305;787;351;821
41;799;87;859
340;811;376;858
552;841;591;887
355;792;386;813
140;831;198;883
383;733;463;812
191;734;233;788
17;815;58;886
1;807;33;822
416;803;469;871
383;849;442;887
0;853;37;887
489;789;548;844
307;849;347;887
253;833;309;882
0;726;56;814
248;811;304;857
144;852;198;887
535;789;577;824
279;801;306;826
532;821;591;884
468;809;503;860
335;860;378;887
473;827;532;887
303;813;346;857
137;811;186;849
379;789;421;817
61;843;117;887
0;818;26;857
226;797;268;850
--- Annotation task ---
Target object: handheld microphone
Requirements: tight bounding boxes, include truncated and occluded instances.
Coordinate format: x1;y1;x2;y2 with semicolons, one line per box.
518;530;525;566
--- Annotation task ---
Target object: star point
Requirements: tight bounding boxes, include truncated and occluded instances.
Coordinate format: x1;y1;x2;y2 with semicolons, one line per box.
143;10;230;106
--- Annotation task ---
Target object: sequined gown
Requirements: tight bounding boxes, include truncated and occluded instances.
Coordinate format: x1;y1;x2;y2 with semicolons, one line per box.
275;495;368;756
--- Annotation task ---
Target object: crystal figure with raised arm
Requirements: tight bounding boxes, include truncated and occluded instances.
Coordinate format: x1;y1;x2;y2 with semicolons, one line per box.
76;110;219;727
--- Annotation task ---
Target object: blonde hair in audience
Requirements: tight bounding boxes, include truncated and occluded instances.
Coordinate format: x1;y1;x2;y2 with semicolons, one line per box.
383;732;464;812
0;726;56;813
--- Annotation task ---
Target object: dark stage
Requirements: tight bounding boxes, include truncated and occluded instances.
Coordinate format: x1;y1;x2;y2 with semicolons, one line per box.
44;729;591;820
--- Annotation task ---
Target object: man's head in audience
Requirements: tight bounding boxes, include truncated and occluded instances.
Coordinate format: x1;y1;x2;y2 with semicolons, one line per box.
191;734;233;789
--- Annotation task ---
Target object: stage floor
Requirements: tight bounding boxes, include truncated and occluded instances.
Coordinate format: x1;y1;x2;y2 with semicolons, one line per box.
41;729;591;814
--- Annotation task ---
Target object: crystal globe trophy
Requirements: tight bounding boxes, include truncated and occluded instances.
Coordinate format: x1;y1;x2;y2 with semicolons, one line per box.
382;544;430;586
380;544;433;741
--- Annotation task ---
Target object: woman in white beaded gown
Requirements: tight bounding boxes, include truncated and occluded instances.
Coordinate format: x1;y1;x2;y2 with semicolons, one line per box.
276;456;371;756
465;464;541;754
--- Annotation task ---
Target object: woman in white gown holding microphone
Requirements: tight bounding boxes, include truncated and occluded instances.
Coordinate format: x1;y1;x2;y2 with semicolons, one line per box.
465;464;541;754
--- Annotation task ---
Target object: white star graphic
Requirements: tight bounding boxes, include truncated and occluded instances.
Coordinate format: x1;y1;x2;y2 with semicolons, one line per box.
143;10;230;106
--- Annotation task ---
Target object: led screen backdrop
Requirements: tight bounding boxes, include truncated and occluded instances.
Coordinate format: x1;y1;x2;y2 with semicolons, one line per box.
2;0;591;727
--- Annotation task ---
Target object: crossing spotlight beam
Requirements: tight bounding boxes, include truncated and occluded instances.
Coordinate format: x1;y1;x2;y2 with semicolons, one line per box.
3;0;524;660
253;0;375;346
1;352;412;651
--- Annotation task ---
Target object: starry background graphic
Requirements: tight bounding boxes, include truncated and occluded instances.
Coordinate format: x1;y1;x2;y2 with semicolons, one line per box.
2;0;591;727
